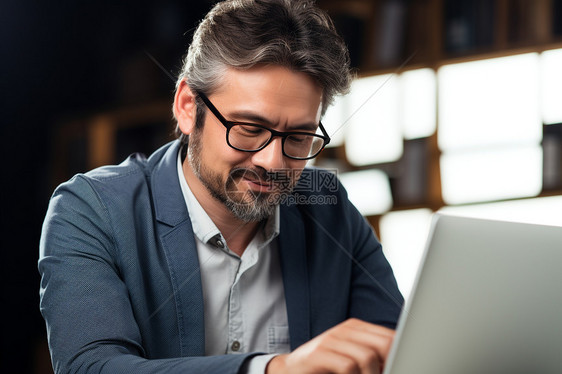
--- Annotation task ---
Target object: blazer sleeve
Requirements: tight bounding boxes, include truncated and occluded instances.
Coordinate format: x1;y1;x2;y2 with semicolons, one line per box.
38;175;254;374
343;186;404;328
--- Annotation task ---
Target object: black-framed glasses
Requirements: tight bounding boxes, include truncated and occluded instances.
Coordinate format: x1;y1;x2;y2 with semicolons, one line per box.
197;91;330;160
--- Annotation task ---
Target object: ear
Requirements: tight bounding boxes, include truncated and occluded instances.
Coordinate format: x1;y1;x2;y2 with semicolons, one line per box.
173;80;198;135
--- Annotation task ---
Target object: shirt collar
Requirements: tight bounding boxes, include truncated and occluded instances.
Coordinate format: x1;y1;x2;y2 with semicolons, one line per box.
176;147;280;249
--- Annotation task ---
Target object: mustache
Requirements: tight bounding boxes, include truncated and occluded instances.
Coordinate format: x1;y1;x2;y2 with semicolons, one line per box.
229;167;287;183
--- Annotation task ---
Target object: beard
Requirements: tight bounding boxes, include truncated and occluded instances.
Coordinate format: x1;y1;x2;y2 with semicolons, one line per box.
187;128;298;222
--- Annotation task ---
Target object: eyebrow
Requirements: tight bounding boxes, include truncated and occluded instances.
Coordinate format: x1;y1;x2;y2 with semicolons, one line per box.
228;110;319;132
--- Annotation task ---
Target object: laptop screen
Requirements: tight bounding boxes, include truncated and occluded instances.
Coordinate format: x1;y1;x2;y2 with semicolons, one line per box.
384;213;562;374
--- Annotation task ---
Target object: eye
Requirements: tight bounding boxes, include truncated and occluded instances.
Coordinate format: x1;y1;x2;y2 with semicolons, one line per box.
235;124;266;136
287;134;313;144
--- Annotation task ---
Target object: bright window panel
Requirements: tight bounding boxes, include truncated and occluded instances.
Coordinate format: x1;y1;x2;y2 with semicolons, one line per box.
379;208;434;301
400;68;437;139
438;53;541;152
345;75;403;166
440;145;543;205
339;169;393;216
439;195;562;227
541;48;562;125
322;95;348;148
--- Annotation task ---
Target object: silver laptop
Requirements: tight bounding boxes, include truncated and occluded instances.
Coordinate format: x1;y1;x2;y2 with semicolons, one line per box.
384;213;562;374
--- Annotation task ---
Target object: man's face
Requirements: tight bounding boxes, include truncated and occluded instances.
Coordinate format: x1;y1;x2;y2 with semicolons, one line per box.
187;65;323;222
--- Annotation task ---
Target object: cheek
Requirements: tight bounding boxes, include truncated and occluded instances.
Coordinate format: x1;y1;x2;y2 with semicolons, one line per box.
200;128;250;170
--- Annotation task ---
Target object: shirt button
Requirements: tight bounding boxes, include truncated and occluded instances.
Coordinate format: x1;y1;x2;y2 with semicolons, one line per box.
216;239;224;248
231;341;241;351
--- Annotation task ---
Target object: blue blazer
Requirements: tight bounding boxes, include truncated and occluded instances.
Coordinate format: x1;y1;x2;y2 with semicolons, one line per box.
39;140;403;374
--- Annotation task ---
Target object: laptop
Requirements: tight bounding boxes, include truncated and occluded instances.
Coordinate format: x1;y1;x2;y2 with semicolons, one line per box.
383;213;562;374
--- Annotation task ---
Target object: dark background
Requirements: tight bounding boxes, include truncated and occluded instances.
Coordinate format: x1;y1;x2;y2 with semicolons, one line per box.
1;1;212;372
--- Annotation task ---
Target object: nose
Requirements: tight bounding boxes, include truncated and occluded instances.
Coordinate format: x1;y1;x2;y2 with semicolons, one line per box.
250;136;286;172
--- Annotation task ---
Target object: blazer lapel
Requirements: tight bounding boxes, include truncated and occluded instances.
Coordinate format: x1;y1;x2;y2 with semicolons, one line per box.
279;205;311;350
152;141;205;357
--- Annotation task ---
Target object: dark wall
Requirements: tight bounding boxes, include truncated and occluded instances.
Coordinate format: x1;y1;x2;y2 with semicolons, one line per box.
0;1;211;372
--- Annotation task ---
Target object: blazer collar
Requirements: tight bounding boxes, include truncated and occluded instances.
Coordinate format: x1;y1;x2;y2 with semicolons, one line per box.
150;140;205;356
151;140;190;227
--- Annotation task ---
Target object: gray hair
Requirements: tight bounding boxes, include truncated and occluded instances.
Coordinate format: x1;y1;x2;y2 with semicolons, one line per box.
175;0;352;144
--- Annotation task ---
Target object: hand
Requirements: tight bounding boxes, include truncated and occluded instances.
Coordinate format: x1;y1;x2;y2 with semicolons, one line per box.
266;318;395;374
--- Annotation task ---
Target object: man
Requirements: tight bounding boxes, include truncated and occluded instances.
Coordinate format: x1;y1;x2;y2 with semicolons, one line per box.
39;0;404;373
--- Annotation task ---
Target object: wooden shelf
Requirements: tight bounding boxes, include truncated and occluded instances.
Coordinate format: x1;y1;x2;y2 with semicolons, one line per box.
52;99;175;188
318;0;562;73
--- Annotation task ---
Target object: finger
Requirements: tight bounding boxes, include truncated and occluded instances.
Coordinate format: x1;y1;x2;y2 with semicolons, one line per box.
324;337;383;374
329;322;395;361
310;352;362;374
343;329;394;361
284;346;362;374
343;318;395;338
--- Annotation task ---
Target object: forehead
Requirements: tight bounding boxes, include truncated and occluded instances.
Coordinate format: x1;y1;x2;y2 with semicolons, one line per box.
211;65;323;123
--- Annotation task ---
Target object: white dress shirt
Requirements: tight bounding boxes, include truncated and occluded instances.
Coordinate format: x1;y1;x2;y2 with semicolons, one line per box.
177;152;290;372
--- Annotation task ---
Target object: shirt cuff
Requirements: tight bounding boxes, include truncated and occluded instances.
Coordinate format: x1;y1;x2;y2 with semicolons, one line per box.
241;354;278;374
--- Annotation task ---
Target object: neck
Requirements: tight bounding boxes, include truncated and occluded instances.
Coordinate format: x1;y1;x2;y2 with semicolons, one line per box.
182;159;260;256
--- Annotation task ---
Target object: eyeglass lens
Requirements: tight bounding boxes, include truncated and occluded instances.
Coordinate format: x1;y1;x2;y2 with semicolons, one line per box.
228;124;324;159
